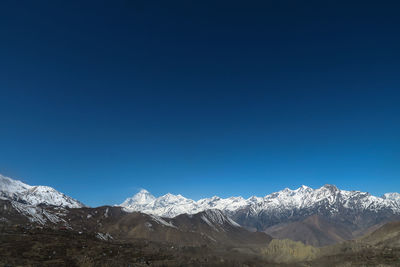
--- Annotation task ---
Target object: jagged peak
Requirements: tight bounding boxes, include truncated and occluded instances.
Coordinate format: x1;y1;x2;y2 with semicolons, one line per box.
133;189;154;197
248;195;262;201
295;185;312;192
120;184;400;218
299;185;311;189
138;189;150;194
123;189;156;205
321;184;339;192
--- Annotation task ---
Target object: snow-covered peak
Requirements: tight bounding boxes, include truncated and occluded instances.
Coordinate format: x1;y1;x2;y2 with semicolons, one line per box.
121;189;156;206
138;189;150;194
0;174;84;208
296;185;312;192
120;184;400;218
321;184;339;193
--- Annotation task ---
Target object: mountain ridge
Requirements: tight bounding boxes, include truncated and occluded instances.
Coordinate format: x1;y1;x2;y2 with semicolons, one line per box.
120;184;400;246
2;173;400;246
120;184;400;218
0;174;84;208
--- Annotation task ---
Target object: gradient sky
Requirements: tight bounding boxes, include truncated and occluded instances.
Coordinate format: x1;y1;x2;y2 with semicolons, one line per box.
0;1;399;207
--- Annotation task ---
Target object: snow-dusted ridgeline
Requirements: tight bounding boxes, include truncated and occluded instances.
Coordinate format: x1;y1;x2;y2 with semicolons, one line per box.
120;185;400;218
0;174;85;224
0;174;84;208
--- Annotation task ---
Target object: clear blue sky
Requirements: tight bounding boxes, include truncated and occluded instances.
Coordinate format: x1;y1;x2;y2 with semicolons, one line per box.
0;1;399;207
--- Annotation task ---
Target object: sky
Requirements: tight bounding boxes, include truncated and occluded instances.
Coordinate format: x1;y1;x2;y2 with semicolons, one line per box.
0;0;399;207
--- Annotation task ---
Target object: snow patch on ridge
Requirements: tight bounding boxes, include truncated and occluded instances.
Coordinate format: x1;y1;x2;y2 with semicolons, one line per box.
200;209;240;230
149;214;177;228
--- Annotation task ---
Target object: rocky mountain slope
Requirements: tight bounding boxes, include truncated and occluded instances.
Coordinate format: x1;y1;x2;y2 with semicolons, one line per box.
0;198;271;247
263;215;354;246
258;220;400;265
309;221;400;266
0;174;85;225
68;206;271;246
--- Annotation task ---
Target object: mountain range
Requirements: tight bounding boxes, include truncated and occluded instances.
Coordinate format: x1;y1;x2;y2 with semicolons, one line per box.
121;184;400;246
1;173;400;246
121;185;400;218
2;173;400;266
0;174;271;247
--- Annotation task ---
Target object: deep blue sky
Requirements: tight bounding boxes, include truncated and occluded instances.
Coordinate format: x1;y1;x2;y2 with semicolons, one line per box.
0;1;399;207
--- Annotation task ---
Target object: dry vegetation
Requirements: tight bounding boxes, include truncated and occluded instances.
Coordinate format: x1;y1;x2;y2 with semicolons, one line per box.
262;239;319;263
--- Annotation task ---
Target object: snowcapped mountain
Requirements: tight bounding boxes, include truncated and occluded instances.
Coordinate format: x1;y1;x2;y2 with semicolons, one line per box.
0;174;84;208
120;184;400;218
120;185;400;246
120;189;156;206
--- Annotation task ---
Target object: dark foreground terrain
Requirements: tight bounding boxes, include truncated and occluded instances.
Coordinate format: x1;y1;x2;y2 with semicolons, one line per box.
1;198;400;266
2;175;400;266
2;222;400;267
0;225;275;267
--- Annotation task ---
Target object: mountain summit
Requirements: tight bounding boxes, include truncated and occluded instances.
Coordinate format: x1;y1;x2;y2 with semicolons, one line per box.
121;189;156;206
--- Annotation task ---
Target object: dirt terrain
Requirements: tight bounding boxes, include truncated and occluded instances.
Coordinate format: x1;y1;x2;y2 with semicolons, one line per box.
2;222;400;267
2;199;400;266
0;224;278;267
